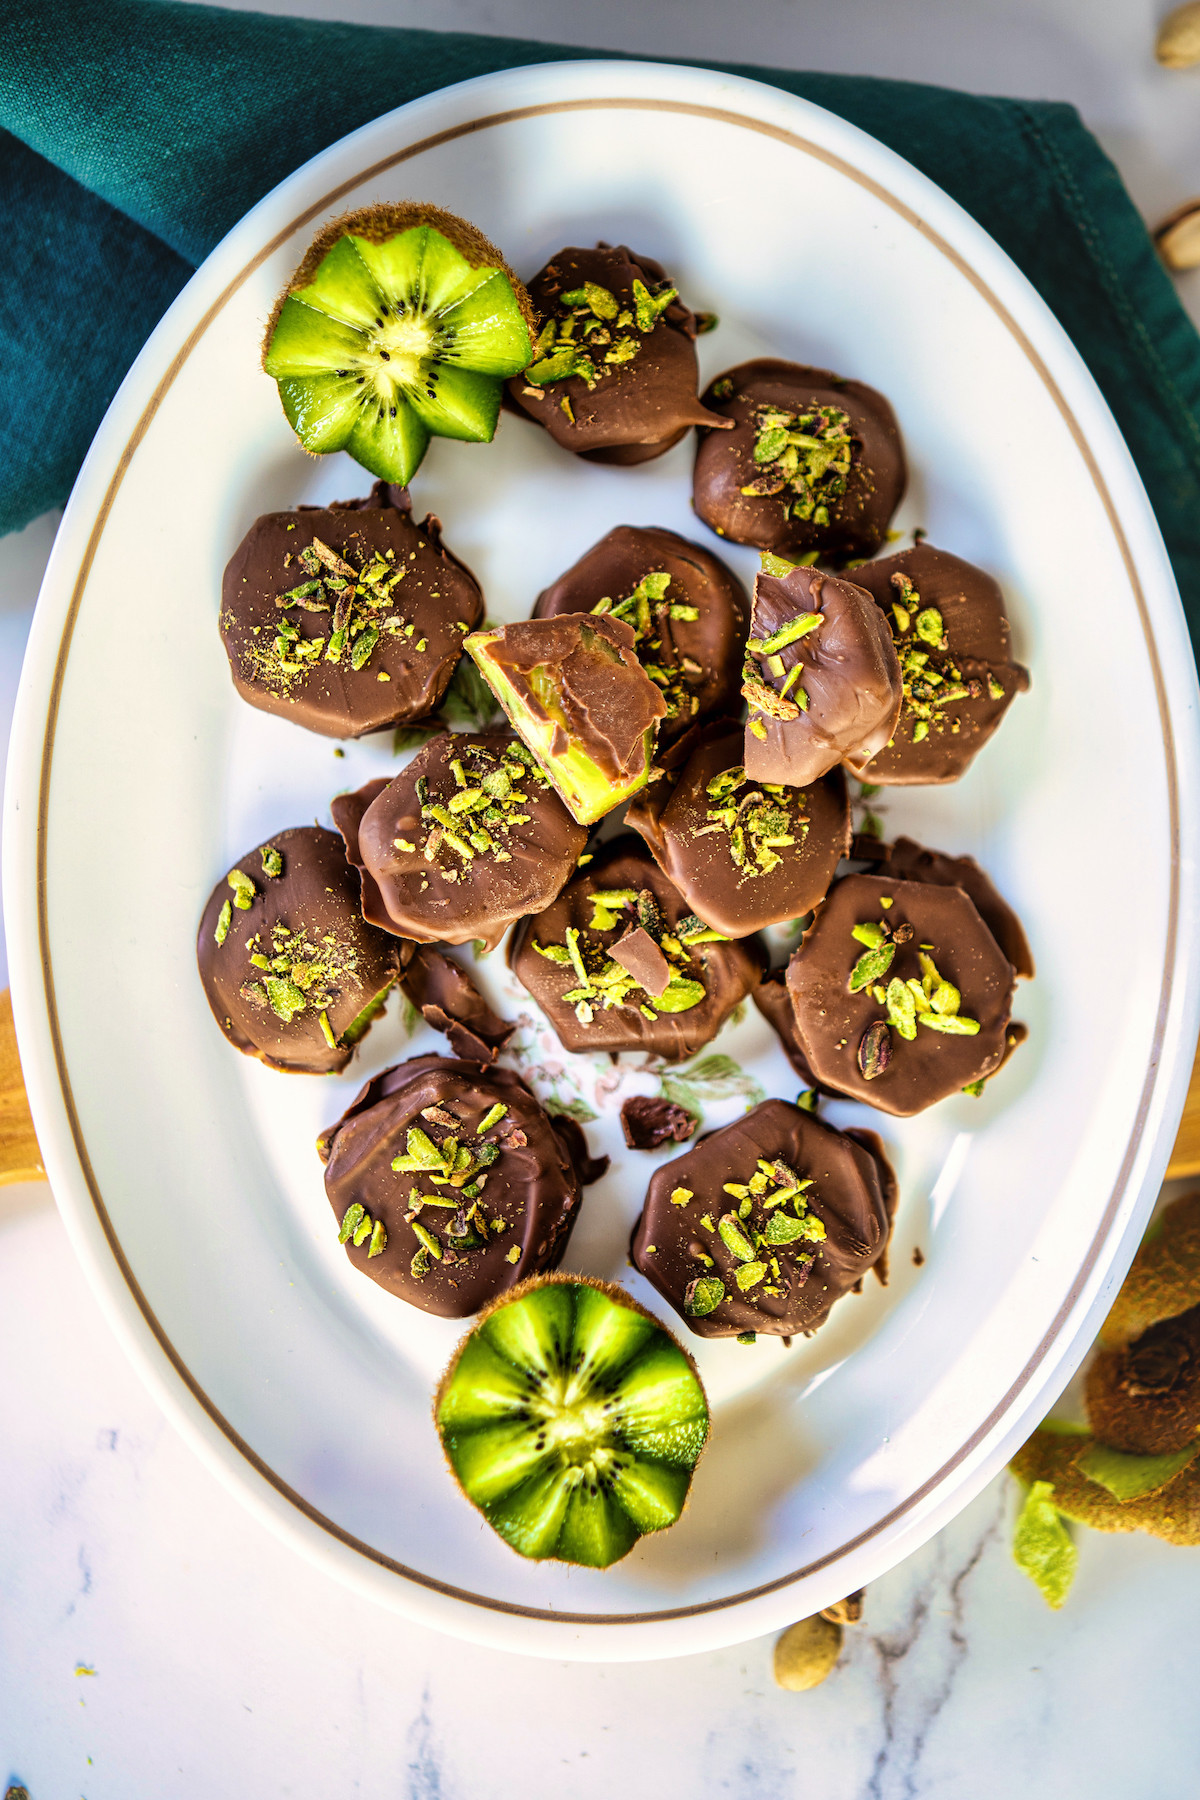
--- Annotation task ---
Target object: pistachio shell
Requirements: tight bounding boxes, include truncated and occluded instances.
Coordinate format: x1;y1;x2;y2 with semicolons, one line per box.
773;1614;843;1689
1155;201;1200;272
1156;1;1200;66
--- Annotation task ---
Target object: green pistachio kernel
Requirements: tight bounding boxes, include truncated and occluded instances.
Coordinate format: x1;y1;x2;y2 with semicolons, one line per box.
214;899;232;945
684;1275;725;1316
227;868;256;910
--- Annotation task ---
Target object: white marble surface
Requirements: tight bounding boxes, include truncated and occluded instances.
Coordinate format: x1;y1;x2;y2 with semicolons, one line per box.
4;1;1200;1792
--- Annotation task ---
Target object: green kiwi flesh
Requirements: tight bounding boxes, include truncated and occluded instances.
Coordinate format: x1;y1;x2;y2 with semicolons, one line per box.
435;1275;709;1566
465;630;656;824
263;204;535;485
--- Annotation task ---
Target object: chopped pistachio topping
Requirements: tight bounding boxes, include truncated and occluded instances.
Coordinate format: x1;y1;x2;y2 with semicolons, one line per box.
260;845;283;878
587;570;701;725
845;919;982;1067
886;571;1002;750
682;1154;824;1319
536;883;713;1027
408;738;550;882
229;532;421;693
740;403;853;525
670;1187;693;1207
228;868;256;910
238;915;364;1032
214;899;232;946
524;269;677;391
694;767;810;880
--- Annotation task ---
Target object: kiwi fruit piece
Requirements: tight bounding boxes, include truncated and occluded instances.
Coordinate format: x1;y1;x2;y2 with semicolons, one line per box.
263;203;537;485
434;1274;709;1567
465;625;660;824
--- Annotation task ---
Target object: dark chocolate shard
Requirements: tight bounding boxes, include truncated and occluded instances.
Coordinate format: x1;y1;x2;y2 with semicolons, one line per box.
533;525;750;747
879;836;1035;979
626;716;850;937
631;1098;894;1337
851;544;1030;786
399;944;514;1063
506;244;730;464
196;825;404;1075
319;1055;592;1319
620;1095;698;1151
611;926;672;996
333;732;587;952
742;563;901;787
785;872;1018;1116
466;613;667;823
220;480;483;739
693;360;906;563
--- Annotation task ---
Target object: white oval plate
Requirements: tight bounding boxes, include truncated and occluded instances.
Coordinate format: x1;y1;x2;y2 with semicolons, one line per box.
7;60;1200;1661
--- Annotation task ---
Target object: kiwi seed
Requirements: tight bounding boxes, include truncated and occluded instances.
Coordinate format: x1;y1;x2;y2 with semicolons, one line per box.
263;202;537;486
434;1273;709;1567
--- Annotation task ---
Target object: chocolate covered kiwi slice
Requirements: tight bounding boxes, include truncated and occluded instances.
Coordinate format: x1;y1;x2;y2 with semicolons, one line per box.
263;203;536;485
435;1274;709;1567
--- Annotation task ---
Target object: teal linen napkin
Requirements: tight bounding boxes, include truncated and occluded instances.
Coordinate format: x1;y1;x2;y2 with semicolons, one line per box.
3;0;1199;644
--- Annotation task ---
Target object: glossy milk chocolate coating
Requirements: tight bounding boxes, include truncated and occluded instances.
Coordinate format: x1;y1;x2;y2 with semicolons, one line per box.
196;825;403;1074
880;836;1035;979
318;1055;599;1318
753;967;820;1087
399;944;516;1063
474;613;667;788
851;545;1030;784
509;836;765;1062
742;563;902;786
505;244;729;464
220;481;483;738
332;732;587;953
631;1099;895;1338
627;717;851;937
533;526;749;745
785;873;1017;1115
692;360;906;561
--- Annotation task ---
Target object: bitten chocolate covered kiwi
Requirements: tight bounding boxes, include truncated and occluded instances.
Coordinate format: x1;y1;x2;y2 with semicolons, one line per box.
333;732;587;953
626;718;850;937
506;244;729;463
319;1056;601;1318
631;1099;895;1339
785;872;1019;1115
533;526;749;745
509;836;764;1062
197;826;403;1074
851;544;1029;784
466;614;667;824
693;360;905;562
741;556;902;787
220;481;483;738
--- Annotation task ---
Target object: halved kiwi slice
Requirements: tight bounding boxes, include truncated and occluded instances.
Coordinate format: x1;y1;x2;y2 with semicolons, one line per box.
263;203;537;485
435;1275;709;1567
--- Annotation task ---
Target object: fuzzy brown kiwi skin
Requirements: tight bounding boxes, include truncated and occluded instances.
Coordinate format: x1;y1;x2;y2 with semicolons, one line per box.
432;1271;710;1466
261;201;539;369
1099;1190;1200;1349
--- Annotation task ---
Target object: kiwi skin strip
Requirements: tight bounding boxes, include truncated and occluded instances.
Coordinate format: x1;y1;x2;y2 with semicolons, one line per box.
263;201;539;485
435;1273;710;1568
